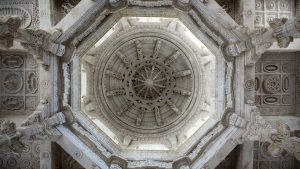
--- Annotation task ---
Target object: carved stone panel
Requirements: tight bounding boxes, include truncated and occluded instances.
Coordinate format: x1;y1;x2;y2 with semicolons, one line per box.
253;141;296;169
0;51;39;115
255;53;296;115
255;0;295;27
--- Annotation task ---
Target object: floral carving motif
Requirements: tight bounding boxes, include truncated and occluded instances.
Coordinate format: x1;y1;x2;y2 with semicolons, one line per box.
2;97;23;110
3;72;23;94
263;76;281;94
26;72;38;94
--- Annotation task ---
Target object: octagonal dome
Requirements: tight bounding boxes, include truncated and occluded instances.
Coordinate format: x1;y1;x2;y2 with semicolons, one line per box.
76;16;221;160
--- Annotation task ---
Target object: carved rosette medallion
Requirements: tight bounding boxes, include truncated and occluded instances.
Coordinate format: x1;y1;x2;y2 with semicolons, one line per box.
95;33;197;135
3;72;23;94
263;76;281;94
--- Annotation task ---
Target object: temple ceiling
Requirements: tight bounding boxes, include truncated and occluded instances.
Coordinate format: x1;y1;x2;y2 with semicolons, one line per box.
0;0;300;169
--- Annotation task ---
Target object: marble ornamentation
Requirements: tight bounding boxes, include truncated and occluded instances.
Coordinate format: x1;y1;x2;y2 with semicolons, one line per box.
0;120;24;153
2;97;24;110
221;16;300;62
0;16;21;49
19;100;66;140
26;72;38;94
245;111;300;161
1;54;24;68
255;53;296;115
3;72;23;94
0;16;66;67
99;36;194;132
0;6;32;28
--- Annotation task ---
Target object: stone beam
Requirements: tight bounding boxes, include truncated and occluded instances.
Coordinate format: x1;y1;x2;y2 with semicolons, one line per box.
56;125;109;169
190;126;239;169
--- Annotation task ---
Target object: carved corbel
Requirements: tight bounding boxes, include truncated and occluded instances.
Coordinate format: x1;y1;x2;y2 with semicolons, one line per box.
244;112;300;161
0;16;66;68
225;113;247;128
108;0;127;12
173;0;191;11
18;28;65;57
0;100;76;154
19;99;66;140
109;155;127;169
221;16;300;63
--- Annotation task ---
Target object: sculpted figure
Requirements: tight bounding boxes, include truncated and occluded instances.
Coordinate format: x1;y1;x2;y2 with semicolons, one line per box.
0;120;24;153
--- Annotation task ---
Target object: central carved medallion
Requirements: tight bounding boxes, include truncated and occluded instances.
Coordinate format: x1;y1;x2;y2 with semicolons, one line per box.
131;63;167;100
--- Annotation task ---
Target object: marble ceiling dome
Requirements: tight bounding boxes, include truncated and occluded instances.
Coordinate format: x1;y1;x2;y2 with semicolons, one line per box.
95;29;197;135
81;20;216;152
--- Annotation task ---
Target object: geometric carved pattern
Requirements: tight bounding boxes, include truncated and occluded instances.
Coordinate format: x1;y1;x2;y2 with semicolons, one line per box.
0;51;39;115
0;139;40;169
253;141;296;169
255;53;296;115
255;0;294;27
